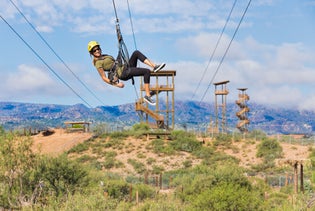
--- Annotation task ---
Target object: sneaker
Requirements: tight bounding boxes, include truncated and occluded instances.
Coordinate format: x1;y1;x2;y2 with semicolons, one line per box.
153;63;166;72
144;95;156;105
149;90;156;96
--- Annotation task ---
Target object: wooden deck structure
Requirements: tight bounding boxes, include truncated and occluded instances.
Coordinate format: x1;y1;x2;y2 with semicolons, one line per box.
64;121;91;132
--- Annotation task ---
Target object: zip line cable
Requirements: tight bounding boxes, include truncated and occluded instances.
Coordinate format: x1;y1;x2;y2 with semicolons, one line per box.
192;0;237;100
199;0;252;103
126;0;139;99
112;0;139;99
8;0;106;106
0;15;93;108
127;0;137;50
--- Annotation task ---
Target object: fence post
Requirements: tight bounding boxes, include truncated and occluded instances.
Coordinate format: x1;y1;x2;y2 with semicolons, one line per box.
144;172;148;184
129;184;133;202
169;176;172;189
294;163;298;194
159;174;162;189
300;164;304;193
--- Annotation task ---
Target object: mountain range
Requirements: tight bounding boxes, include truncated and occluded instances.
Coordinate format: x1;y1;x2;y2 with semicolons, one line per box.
0;101;314;135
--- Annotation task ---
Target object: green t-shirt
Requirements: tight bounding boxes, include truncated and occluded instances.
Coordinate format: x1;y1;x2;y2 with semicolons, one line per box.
94;55;115;72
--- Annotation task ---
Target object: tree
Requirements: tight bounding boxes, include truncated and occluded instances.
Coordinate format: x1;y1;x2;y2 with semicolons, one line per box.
0;132;39;208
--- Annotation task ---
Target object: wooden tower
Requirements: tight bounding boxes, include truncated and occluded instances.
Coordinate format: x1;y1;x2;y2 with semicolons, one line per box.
213;80;229;133
135;70;176;130
236;88;250;133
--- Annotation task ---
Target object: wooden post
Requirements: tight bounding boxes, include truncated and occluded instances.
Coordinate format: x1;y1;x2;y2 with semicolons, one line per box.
159;173;162;189
129;184;133;202
294;163;298;194
136;191;139;205
144;172;148;184
169;176;172;189
300;164;304;193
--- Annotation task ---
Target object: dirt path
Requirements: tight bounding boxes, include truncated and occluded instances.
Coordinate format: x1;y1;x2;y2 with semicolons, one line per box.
32;128;93;156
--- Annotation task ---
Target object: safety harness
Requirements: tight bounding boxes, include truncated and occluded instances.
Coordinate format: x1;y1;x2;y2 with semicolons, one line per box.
111;0;135;85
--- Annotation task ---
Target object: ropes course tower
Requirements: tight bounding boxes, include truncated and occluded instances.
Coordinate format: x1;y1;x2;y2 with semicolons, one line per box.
236;88;250;133
211;80;230;134
135;70;176;130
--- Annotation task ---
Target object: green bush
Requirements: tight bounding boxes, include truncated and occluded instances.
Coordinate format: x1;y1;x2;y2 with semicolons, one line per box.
192;146;215;159
37;154;89;198
133;183;155;200
189;182;262;211
213;134;233;147
68;142;89;154
173;164;264;210
149;139;175;155
109;131;129;140
0;133;39;209
104;180;130;201
170;130;202;153
132;123;150;132
127;159;146;174
256;138;282;161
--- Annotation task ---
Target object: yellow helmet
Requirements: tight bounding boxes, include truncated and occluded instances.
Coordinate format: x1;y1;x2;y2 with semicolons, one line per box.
87;41;100;53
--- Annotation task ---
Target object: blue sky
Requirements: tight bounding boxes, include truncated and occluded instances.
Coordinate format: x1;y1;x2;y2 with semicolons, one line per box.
1;0;315;111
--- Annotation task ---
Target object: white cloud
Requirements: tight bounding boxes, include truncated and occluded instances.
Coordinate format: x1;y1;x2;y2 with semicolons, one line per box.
1;64;62;96
170;32;315;110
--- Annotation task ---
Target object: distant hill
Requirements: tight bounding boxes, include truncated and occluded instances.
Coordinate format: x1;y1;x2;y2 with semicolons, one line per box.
0;101;314;134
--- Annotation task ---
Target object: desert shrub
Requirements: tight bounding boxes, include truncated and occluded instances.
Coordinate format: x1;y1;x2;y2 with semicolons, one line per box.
132;123;150;132
152;165;165;174
37;154;89;198
109;131;129;140
202;152;239;166
67;141;89;154
192;146;215;159
0;125;4;135
248;129;267;140
189;182;262;211
133;183;156;200
97;138;125;151
104;157;115;169
182;160;193;168
75;154;94;163
251;162;275;172
137;194;184;211
102;151;118;169
256;138;282;161
146;157;156;165
213;134;232;148
174;164;264;210
0;133;39;209
170;130;202;153
104;180;130;201
56;192;122;210
127;159;146;174
149;139;175;155
130;123;150;137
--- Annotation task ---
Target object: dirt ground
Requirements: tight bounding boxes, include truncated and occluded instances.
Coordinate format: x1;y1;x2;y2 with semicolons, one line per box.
31;128;311;168
32;128;93;156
